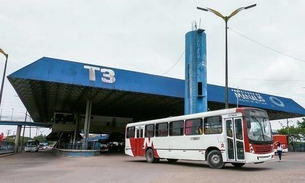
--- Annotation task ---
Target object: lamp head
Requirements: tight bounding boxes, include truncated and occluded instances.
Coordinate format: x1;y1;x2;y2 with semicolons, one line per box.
0;48;8;58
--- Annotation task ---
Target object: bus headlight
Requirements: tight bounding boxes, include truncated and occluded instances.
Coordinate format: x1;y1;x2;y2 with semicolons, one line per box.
250;144;255;154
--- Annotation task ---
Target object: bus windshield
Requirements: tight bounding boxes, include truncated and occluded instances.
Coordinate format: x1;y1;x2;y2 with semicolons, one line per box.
247;116;272;142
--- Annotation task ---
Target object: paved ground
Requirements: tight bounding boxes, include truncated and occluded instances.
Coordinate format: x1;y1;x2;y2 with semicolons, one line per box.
0;149;304;183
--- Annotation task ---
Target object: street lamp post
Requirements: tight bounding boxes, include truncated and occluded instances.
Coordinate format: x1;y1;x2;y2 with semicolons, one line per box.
11;108;14;121
0;48;8;108
197;4;256;108
286;119;293;135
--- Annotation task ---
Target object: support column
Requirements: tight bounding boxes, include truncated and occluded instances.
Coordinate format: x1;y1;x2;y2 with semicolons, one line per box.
14;125;22;153
21;125;26;152
73;113;80;149
82;100;92;150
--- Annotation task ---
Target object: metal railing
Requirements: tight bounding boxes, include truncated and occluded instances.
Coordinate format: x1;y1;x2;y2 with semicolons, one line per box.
57;141;100;150
290;142;305;152
0;141;15;154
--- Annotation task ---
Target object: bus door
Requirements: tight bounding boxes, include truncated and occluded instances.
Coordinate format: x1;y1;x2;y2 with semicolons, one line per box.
226;117;245;161
135;125;144;156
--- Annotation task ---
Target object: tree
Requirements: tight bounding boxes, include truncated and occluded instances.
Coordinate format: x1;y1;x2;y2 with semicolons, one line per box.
33;134;49;144
296;118;305;139
278;118;305;141
297;118;305;128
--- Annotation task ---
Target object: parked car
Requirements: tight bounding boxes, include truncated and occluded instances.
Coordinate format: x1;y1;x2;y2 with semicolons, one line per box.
99;133;124;152
39;143;48;150
24;140;39;152
88;133;124;153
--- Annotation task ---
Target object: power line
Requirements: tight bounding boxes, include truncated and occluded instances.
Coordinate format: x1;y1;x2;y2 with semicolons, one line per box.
161;28;305;80
230;77;305;82
161;51;185;76
229;28;305;63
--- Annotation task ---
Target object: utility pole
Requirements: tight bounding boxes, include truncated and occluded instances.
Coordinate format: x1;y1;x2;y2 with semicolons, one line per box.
6;129;11;136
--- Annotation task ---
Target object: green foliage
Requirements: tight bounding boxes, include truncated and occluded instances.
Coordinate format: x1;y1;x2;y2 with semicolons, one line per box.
3;135;32;145
33;134;50;144
278;118;305;141
4;135;15;143
297;118;305;128
20;136;33;145
4;134;51;145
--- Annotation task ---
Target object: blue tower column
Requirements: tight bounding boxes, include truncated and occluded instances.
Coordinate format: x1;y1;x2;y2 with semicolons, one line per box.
185;29;207;114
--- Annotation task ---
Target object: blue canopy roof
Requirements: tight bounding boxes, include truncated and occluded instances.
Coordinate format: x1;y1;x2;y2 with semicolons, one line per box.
7;57;305;122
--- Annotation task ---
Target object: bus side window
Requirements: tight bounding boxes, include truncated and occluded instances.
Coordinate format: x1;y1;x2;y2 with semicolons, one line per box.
169;120;184;136
235;119;243;140
198;127;203;134
226;120;233;137
126;127;135;138
204;116;222;134
145;124;154;137
185;118;202;135
185;120;192;135
156;122;168;137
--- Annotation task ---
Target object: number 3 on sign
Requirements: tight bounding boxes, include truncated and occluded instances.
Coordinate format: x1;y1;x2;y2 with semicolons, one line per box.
101;68;116;83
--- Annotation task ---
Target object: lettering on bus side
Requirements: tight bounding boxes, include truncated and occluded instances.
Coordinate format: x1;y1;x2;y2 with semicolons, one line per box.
143;137;153;149
190;137;200;140
84;65;116;83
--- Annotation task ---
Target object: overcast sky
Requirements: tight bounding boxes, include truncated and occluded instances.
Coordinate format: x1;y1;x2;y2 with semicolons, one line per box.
1;0;305;136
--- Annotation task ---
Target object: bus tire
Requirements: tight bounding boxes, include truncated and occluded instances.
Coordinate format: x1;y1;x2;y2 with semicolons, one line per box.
167;159;178;163
145;148;155;163
153;158;160;163
207;150;224;169
231;163;245;168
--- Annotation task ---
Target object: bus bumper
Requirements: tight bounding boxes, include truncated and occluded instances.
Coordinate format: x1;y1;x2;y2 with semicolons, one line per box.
245;152;274;163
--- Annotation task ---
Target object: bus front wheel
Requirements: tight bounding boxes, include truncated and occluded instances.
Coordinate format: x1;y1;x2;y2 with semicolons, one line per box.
207;150;225;169
145;148;155;163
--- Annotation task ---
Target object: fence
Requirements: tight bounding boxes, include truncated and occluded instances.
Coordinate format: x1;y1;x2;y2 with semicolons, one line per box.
0;141;15;154
290;142;305;152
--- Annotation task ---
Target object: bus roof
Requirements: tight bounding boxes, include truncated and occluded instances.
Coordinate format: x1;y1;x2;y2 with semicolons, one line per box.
126;107;262;126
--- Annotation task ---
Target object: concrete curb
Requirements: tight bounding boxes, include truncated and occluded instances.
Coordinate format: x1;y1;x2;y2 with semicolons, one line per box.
0;152;15;157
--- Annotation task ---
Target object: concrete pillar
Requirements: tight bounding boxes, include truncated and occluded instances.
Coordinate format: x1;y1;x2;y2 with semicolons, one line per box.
185;29;207;114
73;113;80;149
14;125;22;153
82;100;92;149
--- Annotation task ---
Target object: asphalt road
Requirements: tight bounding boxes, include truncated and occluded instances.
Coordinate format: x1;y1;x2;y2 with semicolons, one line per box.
0;149;304;183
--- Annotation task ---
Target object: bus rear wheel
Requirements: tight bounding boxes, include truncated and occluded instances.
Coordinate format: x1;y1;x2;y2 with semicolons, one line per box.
145;148;155;163
207;150;225;169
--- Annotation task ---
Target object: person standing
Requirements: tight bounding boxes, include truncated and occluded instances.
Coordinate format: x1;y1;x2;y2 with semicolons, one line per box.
276;141;283;162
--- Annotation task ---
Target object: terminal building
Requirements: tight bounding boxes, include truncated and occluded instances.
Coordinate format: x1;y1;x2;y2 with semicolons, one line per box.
3;29;305;149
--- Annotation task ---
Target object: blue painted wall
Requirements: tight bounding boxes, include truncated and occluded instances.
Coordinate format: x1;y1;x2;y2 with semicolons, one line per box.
184;29;207;114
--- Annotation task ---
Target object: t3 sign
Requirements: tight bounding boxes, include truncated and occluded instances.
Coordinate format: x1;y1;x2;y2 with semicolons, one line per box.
84;65;116;84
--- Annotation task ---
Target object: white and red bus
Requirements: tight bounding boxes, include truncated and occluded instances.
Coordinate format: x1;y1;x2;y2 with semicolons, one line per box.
125;107;274;169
